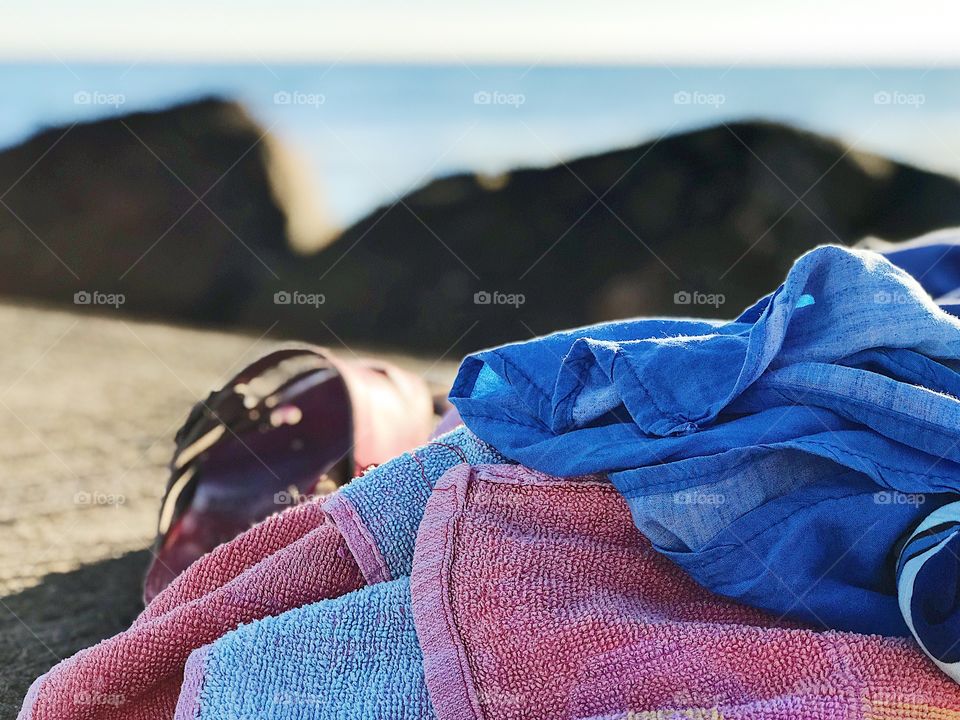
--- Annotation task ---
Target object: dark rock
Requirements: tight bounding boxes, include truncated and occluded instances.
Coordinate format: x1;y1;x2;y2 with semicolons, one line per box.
5;108;960;355
0;97;329;323
260;120;960;352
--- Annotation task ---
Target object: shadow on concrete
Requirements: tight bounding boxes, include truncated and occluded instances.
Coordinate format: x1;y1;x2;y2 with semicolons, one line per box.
0;550;149;716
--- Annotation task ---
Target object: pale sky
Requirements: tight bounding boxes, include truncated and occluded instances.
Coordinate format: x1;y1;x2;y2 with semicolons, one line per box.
1;0;958;64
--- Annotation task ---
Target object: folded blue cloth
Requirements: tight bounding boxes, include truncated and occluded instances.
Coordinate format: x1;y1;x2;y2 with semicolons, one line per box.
450;241;960;663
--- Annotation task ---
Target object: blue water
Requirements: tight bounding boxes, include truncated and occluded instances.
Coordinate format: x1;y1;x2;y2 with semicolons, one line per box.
0;63;958;225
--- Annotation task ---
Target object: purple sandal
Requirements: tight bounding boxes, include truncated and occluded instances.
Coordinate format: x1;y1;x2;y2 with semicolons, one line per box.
144;346;434;601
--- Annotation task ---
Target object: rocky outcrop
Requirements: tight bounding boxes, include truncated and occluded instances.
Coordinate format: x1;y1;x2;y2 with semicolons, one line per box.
266;120;960;351
0;97;330;322
4;107;960;354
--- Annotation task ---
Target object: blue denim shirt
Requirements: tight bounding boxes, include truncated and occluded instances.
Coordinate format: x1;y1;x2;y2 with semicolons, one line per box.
451;239;960;651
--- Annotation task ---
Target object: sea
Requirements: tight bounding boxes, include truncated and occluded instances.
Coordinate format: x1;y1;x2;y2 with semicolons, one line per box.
0;63;957;226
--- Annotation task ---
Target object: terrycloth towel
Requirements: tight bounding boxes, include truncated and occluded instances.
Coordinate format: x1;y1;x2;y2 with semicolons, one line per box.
176;579;433;720
450;243;960;646
323;427;506;583
20;427;504;720
19;502;364;720
411;464;960;719
169;427;504;720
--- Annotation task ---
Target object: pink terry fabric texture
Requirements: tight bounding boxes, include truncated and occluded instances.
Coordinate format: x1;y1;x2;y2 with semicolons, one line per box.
18;500;365;720
411;464;960;720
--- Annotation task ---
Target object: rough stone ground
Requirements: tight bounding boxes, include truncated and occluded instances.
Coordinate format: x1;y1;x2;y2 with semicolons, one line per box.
0;302;458;718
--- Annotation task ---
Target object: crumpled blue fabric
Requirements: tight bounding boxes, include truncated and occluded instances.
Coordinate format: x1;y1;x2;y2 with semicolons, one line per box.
861;228;960;303
450;240;960;645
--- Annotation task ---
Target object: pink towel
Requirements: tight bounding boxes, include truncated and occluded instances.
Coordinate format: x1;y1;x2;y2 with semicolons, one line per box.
19;501;364;720
411;464;960;719
20;428;496;720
